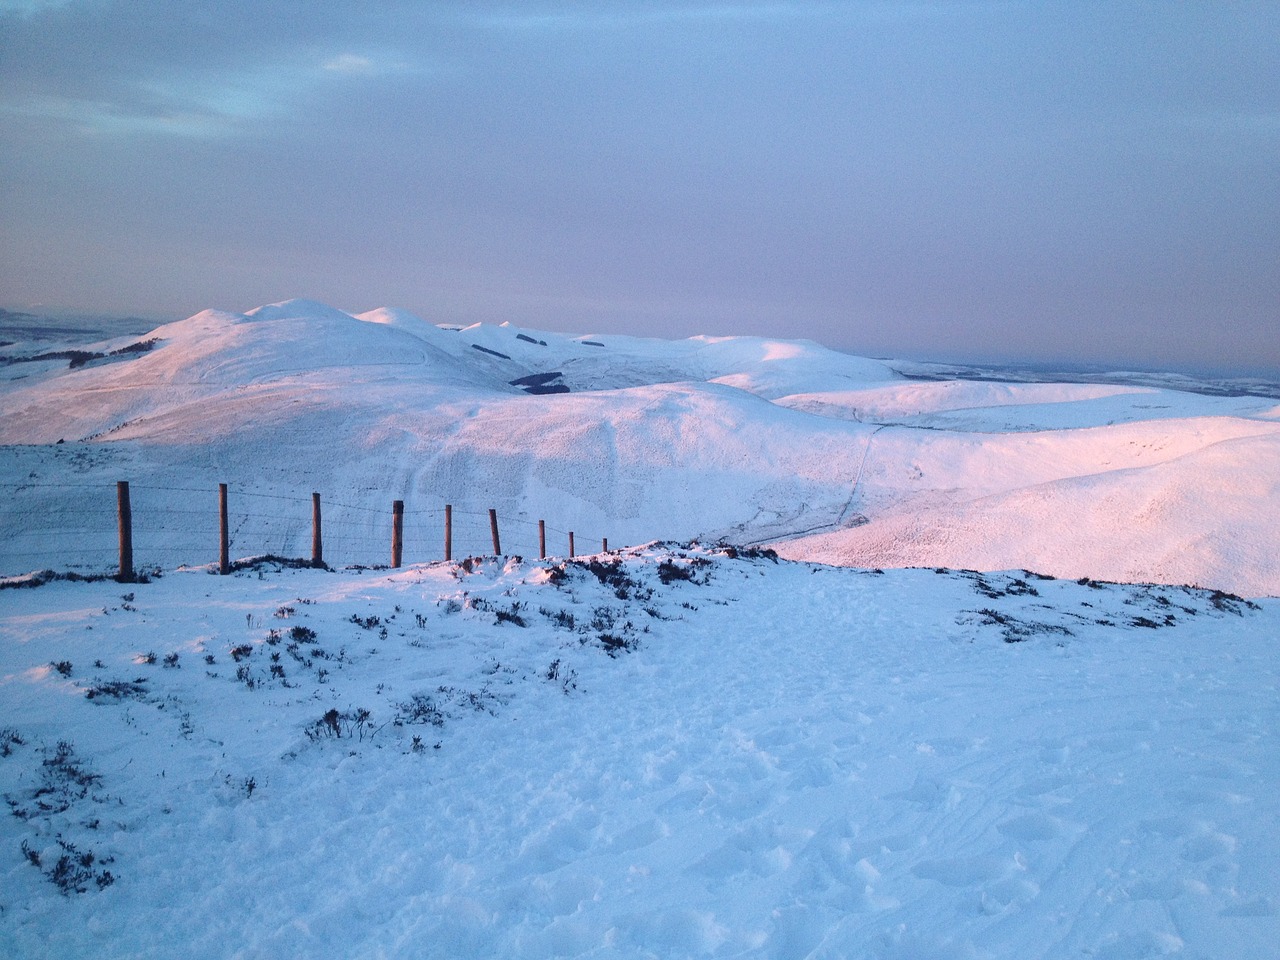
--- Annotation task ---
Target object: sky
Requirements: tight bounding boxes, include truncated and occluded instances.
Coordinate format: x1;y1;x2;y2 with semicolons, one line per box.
1;1;1277;375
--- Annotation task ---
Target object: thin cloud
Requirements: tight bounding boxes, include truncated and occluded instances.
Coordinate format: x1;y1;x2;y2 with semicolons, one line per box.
1;54;400;139
465;1;1005;32
7;93;237;138
2;70;287;138
323;53;374;74
319;51;424;79
0;0;79;14
469;2;834;32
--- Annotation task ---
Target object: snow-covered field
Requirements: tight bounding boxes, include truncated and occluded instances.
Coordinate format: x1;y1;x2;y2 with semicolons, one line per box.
2;301;1278;957
2;547;1276;958
2;299;1278;594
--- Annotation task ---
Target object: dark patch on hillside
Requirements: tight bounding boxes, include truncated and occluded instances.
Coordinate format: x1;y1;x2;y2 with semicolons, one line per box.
510;371;570;395
0;338;159;370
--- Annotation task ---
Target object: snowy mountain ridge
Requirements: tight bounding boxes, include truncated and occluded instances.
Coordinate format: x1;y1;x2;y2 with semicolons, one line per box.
2;297;1278;595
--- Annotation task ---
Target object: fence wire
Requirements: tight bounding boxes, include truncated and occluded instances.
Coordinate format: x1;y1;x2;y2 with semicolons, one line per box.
0;480;615;577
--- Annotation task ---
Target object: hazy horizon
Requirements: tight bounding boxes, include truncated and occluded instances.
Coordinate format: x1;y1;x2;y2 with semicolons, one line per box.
5;298;1279;384
2;1;1277;376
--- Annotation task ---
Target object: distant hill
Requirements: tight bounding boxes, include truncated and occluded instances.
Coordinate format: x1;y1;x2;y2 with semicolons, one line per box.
1;298;1277;595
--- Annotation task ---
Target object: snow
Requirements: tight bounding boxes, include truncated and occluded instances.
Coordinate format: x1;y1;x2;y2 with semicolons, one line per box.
3;299;1279;956
1;548;1276;958
2;298;1278;595
776;421;1280;596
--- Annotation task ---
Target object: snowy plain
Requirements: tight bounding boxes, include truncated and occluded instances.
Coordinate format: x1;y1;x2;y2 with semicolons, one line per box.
1;300;1278;958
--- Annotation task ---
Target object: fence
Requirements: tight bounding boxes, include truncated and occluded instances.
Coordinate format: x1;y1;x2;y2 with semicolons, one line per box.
0;480;614;581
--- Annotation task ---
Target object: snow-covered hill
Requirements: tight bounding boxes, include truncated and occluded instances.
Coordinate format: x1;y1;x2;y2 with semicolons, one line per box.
1;547;1275;958
3;302;1278;957
2;298;1278;595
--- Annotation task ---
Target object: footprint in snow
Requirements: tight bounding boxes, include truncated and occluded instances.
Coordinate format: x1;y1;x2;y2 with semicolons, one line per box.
911;854;1010;887
1089;929;1185;960
1219;896;1276;917
1180;829;1237;862
996;811;1068;842
1122;875;1192;902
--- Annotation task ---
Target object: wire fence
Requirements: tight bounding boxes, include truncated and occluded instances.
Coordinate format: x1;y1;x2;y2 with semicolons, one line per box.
0;480;616;578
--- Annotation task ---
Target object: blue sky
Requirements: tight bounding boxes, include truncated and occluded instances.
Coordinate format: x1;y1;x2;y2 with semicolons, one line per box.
1;1;1276;374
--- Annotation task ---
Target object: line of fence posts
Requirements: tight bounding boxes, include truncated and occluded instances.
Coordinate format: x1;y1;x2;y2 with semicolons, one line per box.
107;481;611;577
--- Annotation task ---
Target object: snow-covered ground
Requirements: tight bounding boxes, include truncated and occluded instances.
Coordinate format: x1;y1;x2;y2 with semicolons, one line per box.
2;547;1276;959
2;301;1278;957
2;299;1278;595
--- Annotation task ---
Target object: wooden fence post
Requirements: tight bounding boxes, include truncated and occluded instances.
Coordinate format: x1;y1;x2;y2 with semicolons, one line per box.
489;508;501;555
392;500;404;568
603;537;608;553
444;504;452;562
311;492;323;568
568;531;575;558
538;520;546;559
218;483;230;575
116;480;134;583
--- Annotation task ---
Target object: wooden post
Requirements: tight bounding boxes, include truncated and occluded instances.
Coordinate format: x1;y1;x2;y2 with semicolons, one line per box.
218;483;230;575
311;492;323;568
444;504;452;562
568;531;575;558
489;508;501;555
603;537;608;553
391;500;404;568
538;520;546;560
116;480;134;583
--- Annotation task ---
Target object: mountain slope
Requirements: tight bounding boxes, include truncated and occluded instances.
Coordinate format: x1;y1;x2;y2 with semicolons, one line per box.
1;299;1277;595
